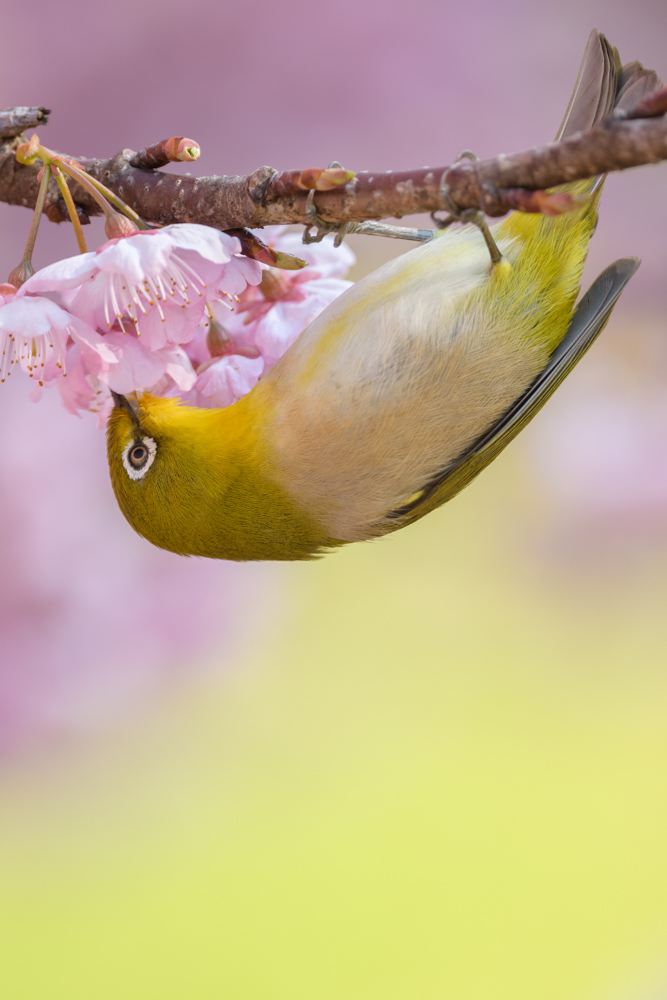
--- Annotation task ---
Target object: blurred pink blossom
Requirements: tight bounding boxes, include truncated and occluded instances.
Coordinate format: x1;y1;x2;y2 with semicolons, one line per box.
535;394;667;516
0;376;276;756
524;346;667;568
266;229;356;279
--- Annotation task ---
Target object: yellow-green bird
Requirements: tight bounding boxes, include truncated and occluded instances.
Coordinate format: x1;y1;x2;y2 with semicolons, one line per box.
107;31;659;561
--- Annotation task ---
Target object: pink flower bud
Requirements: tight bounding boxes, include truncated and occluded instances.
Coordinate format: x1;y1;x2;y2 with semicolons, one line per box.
164;137;201;162
206;317;232;357
259;270;290;302
7;260;35;288
104;213;140;240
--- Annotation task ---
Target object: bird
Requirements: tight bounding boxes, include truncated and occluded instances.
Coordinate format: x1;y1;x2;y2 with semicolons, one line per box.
107;31;660;561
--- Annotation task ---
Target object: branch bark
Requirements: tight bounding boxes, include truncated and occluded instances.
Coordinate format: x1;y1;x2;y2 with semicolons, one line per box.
0;96;665;234
0;107;50;140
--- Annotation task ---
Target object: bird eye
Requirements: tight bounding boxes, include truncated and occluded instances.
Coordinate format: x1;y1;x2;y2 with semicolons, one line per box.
129;444;148;467
121;436;157;481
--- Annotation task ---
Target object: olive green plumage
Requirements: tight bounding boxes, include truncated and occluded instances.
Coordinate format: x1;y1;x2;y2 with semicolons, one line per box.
108;394;341;560
106;31;659;561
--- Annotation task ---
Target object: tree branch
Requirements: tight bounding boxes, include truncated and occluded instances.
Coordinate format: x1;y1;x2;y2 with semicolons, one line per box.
0;92;665;236
0;107;50;140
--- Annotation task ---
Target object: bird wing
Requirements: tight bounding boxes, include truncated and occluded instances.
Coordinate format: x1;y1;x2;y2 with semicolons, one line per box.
386;257;640;523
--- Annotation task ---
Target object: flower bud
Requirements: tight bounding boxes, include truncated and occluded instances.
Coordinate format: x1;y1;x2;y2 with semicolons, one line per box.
104;213;140;240
15;134;40;166
206;317;232;357
259;270;290;302
8;261;35;288
164;137;201;162
272;251;307;271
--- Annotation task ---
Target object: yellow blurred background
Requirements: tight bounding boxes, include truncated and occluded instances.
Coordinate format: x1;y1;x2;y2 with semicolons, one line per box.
1;1;667;997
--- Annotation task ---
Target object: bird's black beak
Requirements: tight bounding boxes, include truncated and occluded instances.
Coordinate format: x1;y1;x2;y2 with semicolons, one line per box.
110;390;143;431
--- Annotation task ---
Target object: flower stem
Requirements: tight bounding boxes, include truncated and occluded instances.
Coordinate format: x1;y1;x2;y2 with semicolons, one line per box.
22;162;51;263
18;140;150;232
51;155;149;230
53;168;88;253
50;157;117;219
7;162;52;285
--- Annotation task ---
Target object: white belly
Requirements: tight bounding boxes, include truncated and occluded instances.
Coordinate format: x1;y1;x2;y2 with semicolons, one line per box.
263;227;544;540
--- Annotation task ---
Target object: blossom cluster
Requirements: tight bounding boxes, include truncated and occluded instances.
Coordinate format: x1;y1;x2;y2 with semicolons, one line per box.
0;224;355;425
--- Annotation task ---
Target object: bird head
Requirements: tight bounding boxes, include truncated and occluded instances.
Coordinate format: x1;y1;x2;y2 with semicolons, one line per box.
106;391;333;561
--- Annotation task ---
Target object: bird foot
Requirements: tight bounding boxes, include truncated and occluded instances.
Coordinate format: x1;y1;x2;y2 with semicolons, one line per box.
433;150;503;265
303;161;437;248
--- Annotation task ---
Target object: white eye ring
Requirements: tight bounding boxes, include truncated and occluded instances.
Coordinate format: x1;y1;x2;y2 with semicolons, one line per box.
122;436;157;481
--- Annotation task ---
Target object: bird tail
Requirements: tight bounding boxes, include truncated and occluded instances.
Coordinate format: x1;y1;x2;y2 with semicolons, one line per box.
493;31;659;356
555;30;661;189
500;31;660;255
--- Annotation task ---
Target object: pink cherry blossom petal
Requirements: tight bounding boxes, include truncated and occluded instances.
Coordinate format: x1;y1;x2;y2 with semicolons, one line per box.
20;252;98;292
252;301;304;360
215;254;263;297
98;329;197;395
68;318;119;373
195;353;264;408
165;348;197;391
161;223;240;262
57;344;113;426
98;330;174;394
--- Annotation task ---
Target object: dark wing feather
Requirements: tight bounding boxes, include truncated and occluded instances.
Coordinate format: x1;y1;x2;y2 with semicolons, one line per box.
387;258;640;523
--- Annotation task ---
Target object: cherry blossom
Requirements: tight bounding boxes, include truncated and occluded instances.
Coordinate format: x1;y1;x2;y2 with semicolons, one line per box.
221;228;355;368
27;224;261;345
176;229;355;407
0;223;355;420
0;283;113;387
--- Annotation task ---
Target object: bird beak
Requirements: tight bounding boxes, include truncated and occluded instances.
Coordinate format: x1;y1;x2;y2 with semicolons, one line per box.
110;390;143;430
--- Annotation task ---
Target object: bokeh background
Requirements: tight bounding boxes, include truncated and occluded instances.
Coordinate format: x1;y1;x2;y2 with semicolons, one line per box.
1;1;667;998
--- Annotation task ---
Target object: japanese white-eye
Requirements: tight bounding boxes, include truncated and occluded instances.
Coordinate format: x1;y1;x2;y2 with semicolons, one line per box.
107;31;659;561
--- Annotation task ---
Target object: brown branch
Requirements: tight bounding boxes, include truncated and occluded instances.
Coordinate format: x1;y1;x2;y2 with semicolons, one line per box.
442;115;667;217
623;83;667;119
0;100;665;235
266;166;356;193
0;106;50;140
